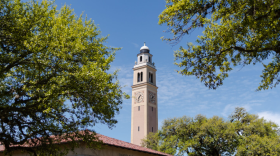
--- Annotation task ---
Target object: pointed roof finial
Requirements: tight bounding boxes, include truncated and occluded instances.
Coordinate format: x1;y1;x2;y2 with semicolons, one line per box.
144;42;146;46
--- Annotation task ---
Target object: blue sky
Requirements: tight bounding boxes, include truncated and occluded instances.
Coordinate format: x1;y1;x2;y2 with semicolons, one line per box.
54;0;280;143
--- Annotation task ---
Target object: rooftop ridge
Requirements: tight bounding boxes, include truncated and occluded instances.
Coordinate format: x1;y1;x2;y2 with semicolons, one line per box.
97;134;172;156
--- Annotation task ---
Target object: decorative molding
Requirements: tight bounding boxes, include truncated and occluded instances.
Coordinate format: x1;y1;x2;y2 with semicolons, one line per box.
132;82;158;89
133;64;157;71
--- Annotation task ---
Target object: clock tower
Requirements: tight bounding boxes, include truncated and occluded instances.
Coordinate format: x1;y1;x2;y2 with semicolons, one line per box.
131;43;158;146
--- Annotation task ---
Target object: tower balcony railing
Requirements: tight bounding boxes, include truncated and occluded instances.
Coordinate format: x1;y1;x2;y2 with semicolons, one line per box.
134;59;155;68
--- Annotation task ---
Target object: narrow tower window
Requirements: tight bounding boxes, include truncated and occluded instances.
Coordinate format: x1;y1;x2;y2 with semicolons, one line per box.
152;127;153;132
138;126;140;131
141;72;143;81
138;106;140;111
149;56;151;62
137;73;140;82
149;73;153;83
140;56;142;62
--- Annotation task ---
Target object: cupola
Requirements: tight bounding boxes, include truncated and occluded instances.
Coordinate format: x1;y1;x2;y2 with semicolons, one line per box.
140;42;150;53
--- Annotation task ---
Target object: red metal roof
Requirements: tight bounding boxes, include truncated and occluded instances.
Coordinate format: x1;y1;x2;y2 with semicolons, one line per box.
97;134;172;156
0;133;172;156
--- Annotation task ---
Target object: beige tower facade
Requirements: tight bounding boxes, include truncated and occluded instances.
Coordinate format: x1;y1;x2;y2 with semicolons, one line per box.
131;43;158;146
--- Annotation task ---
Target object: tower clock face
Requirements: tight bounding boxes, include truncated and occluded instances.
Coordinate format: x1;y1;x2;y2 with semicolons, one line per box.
148;91;156;104
135;92;144;103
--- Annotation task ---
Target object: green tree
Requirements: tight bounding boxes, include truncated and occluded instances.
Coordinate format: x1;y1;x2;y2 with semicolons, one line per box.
142;107;280;156
159;0;280;90
0;0;128;155
230;107;280;156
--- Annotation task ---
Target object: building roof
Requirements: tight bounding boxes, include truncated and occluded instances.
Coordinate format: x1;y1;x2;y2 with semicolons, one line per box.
0;133;173;156
98;134;172;156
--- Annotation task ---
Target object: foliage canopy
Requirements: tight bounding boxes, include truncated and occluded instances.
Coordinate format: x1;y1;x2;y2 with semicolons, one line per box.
0;0;128;155
142;107;280;156
159;0;280;90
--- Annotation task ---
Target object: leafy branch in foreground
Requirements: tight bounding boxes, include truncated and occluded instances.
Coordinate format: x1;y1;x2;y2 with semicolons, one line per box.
0;0;129;155
159;0;280;90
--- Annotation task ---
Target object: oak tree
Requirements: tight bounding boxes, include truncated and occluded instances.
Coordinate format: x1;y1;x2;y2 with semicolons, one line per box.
159;0;280;90
142;107;280;156
0;0;128;155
